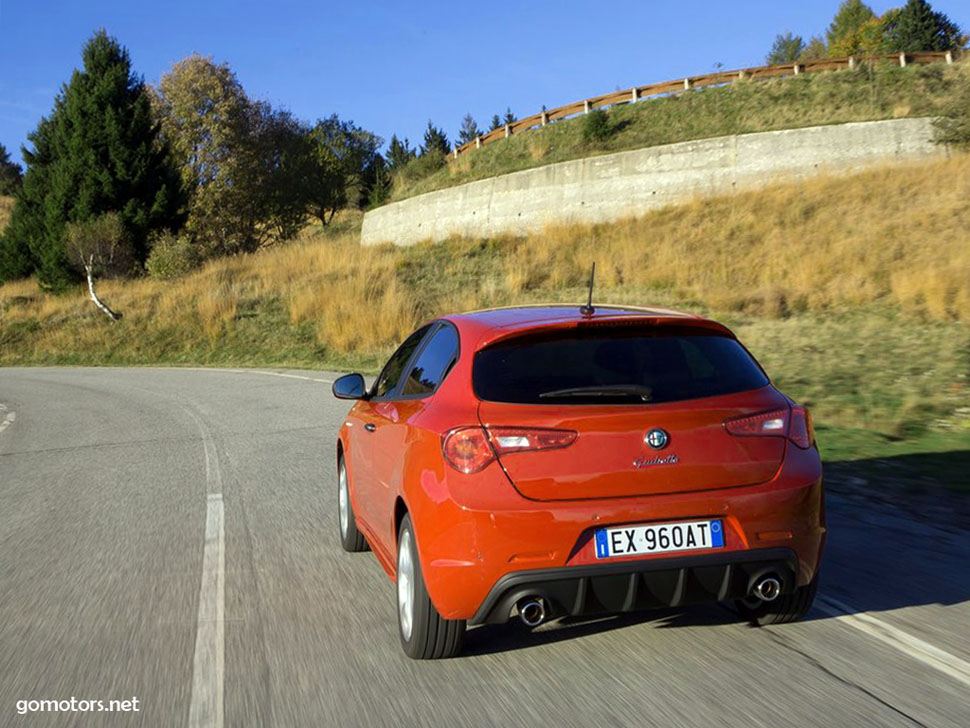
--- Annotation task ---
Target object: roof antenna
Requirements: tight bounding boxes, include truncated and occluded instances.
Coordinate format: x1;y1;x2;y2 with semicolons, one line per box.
580;262;596;316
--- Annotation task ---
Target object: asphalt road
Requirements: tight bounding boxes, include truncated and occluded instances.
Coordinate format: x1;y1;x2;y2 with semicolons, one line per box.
1;367;968;727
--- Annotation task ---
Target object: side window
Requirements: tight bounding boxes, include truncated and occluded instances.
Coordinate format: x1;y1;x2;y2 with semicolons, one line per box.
402;324;459;397
372;325;431;399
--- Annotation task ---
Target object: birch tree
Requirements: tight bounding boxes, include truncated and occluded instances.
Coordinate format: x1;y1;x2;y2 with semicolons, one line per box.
65;213;132;321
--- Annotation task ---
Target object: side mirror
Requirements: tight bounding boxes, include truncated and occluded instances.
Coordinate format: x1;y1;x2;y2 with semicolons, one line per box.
332;373;367;400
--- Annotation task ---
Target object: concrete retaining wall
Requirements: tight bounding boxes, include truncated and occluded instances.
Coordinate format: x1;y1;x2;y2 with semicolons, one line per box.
361;118;942;246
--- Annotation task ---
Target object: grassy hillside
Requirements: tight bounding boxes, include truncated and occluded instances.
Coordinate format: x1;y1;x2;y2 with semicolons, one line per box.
2;155;969;469
391;61;967;202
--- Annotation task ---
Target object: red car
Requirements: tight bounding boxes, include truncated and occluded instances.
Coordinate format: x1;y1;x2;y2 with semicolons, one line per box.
333;304;825;659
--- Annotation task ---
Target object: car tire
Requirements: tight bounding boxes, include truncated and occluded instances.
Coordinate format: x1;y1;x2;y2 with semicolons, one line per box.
397;514;465;659
337;457;368;553
736;574;818;626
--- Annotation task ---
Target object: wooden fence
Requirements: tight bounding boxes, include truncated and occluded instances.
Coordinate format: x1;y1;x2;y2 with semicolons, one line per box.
452;50;958;158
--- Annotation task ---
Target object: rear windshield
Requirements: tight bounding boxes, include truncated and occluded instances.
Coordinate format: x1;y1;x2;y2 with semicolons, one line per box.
473;327;769;405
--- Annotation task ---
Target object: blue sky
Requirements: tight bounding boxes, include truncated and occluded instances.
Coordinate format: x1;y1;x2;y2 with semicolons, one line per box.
0;0;964;160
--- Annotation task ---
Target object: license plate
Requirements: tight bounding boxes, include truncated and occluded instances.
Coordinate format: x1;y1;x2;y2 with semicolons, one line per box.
594;519;724;559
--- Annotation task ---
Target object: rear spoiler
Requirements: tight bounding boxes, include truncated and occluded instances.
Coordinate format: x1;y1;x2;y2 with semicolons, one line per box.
476;316;735;352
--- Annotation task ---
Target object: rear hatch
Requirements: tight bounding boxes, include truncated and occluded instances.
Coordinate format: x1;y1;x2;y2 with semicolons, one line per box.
474;323;787;501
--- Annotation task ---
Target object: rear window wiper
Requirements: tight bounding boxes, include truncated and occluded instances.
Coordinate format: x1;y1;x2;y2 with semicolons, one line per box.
538;385;653;402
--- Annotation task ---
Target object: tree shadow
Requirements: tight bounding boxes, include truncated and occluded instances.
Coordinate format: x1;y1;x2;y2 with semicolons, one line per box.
811;449;970;616
464;451;970;656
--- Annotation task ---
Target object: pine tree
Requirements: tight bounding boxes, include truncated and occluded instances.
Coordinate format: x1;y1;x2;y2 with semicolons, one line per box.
489;114;502;131
0;31;183;287
766;32;806;64
503;107;517;125
0;143;22;194
420;121;450;156
457;113;480;145
386;135;415;170
884;0;965;52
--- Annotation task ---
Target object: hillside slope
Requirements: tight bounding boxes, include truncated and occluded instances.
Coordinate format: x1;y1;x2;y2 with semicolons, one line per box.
2;155;969;464
391;61;967;202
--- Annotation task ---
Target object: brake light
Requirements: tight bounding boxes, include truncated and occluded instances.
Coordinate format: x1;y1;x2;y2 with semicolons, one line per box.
442;427;495;474
442;426;578;473
724;406;814;449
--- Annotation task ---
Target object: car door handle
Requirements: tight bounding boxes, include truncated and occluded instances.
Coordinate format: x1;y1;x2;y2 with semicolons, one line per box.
364;423;376;432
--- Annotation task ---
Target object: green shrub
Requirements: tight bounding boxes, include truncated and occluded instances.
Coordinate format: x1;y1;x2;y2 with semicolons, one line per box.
933;69;970;148
393;151;447;191
581;109;613;144
146;232;200;279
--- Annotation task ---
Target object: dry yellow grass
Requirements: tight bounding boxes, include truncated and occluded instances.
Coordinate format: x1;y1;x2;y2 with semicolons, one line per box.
0;195;13;232
495;154;970;323
1;153;968;371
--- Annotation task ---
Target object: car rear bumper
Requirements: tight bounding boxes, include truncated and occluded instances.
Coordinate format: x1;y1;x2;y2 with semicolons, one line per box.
413;443;824;621
469;547;797;625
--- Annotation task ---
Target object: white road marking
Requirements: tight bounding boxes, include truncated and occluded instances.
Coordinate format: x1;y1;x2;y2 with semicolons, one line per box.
245;370;334;384
171;367;333;385
817;596;970;688
185;409;225;728
0;407;16;434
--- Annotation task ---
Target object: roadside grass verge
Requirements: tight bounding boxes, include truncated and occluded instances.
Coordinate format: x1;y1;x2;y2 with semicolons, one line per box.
2;156;968;475
390;61;968;202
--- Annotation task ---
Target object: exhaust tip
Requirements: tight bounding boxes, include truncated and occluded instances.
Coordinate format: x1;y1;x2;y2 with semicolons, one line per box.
518;598;546;627
753;575;781;602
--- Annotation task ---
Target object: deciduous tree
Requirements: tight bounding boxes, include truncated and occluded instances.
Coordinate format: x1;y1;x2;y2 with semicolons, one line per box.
64;212;132;320
826;0;877;50
154;55;319;253
305;115;382;225
154;55;256;255
799;36;829;60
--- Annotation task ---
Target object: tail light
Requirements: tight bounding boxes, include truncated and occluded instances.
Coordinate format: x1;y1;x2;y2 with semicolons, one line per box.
442;426;577;474
442;428;495;474
788;406;814;449
724;406;814;449
487;427;577;454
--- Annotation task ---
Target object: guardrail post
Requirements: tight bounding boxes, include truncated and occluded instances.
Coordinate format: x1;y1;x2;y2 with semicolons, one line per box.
946;50;953;64
793;63;800;75
475;136;482;149
848;56;856;70
899;52;907;67
504;123;511;138
683;78;691;90
584;100;591;114
541;111;548;126
737;70;747;80
453;149;458;159
631;88;639;102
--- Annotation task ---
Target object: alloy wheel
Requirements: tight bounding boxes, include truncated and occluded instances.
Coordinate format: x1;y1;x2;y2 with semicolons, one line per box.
338;462;350;539
398;529;415;642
